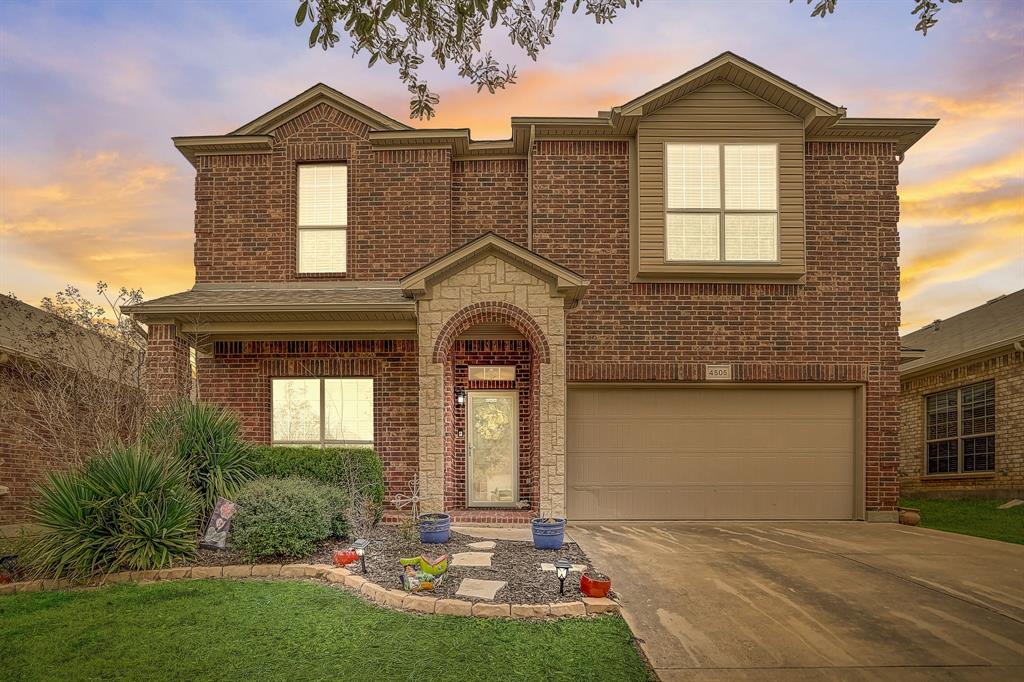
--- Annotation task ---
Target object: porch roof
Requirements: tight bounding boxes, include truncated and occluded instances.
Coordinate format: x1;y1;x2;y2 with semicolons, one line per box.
122;283;417;338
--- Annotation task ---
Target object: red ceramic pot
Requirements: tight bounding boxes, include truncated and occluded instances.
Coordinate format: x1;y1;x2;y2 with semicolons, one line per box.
580;572;611;598
332;550;358;567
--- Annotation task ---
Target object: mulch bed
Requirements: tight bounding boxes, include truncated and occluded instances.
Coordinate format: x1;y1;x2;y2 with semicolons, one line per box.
193;525;600;604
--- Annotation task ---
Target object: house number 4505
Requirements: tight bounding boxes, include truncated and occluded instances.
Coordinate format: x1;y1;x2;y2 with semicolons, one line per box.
705;364;732;381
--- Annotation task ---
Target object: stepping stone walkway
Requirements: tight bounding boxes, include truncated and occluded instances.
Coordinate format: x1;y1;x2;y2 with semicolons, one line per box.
466;541;496;550
451;551;493;568
455;578;507;600
540;563;587;573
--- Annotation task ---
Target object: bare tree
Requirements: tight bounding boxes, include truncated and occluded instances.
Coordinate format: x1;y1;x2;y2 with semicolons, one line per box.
296;0;642;120
0;284;150;467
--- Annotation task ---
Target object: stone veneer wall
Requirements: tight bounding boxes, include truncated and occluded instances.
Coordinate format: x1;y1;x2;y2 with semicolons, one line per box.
900;350;1023;497
416;255;567;516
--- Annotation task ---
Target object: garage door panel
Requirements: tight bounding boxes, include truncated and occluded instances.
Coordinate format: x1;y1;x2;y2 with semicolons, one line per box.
567;387;857;520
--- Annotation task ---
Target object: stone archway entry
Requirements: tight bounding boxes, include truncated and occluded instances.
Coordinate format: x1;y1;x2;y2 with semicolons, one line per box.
400;233;587;518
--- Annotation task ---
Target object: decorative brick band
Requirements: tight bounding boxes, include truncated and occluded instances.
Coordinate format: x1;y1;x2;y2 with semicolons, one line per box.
0;563;618;618
433;302;551;364
568;362;871;383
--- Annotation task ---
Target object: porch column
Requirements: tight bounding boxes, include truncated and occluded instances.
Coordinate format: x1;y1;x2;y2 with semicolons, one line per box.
144;322;191;408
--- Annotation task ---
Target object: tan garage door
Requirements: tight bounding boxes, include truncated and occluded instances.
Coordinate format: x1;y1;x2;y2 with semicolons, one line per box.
567;387;857;520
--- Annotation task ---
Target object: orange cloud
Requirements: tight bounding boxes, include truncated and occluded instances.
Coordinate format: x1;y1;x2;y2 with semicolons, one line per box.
427;52;659;139
1;151;193;299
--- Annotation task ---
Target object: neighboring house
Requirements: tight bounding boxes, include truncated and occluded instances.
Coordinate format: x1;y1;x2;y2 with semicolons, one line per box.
0;295;145;529
900;290;1024;499
124;52;936;523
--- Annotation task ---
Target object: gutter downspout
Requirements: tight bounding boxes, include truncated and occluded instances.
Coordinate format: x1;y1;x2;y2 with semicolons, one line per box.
528;124;536;251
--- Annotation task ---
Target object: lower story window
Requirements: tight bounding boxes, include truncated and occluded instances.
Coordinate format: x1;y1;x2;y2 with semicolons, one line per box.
272;377;373;446
925;380;995;474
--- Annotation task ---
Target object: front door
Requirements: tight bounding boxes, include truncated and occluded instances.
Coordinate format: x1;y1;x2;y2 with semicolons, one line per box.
467;390;518;507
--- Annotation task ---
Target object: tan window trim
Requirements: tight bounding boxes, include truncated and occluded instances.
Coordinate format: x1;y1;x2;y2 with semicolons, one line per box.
923;380;996;476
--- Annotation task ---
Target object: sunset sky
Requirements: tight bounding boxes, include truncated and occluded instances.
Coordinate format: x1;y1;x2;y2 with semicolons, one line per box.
1;0;1021;334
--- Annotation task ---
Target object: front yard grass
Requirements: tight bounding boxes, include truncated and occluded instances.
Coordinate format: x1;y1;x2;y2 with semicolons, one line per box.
0;579;653;681
901;497;1024;544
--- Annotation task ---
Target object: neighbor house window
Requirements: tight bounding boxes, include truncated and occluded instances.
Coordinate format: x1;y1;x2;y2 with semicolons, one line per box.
297;163;348;273
925;380;995;474
665;143;778;262
272;378;373;446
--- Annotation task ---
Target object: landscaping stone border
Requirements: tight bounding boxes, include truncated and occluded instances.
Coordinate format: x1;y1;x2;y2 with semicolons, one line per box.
0;562;619;619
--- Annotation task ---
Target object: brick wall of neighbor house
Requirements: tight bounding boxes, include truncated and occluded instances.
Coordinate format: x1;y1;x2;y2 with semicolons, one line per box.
444;341;537;512
530;139;903;516
901;351;1024;497
194;104;455;283
0;366;60;525
197;340;418;508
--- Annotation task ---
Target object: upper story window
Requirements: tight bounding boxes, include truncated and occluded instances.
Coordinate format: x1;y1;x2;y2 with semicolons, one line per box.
297;164;348;274
665;143;778;263
925;380;996;475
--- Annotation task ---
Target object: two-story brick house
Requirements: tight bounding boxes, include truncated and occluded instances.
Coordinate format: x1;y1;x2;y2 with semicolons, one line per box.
126;53;935;523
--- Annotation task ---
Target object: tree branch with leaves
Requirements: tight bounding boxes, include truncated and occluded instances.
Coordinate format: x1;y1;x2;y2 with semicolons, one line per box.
296;0;642;120
792;0;962;36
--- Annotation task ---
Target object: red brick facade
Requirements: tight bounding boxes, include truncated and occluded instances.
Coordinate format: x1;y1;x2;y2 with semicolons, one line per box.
153;101;904;519
197;339;418;508
194;105;454;283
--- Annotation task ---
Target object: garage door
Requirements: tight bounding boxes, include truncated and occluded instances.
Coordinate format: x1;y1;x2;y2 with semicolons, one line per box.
567;387;857;520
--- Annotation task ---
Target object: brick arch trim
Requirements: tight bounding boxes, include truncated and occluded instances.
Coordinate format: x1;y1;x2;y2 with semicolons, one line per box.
432;302;551;364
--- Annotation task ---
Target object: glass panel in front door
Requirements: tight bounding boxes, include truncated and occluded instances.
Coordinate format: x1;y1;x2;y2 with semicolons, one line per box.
468;392;517;506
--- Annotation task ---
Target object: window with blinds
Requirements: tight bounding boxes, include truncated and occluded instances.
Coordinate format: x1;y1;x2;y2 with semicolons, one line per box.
924;380;996;475
665;143;778;263
297;164;348;273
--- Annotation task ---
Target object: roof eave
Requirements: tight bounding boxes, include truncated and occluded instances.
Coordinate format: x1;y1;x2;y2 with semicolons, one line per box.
900;334;1024;378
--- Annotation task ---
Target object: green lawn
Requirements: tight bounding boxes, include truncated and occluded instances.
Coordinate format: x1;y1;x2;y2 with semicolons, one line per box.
0;579;653;682
901;497;1024;544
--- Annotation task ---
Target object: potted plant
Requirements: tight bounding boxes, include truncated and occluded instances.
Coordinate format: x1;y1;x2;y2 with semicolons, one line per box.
531;516;566;550
898;507;921;526
580;570;612;598
417;512;451;544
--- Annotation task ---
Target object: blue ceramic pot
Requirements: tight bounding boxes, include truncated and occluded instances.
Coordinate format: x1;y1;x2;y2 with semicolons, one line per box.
417;512;451;544
531;517;566;550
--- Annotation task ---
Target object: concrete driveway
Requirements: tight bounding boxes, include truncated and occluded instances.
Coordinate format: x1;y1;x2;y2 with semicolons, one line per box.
572;522;1024;681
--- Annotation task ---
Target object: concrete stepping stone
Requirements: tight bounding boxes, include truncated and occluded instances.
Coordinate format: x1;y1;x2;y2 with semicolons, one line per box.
451;551;493;568
467;540;496;550
455;577;506;600
540;562;587;573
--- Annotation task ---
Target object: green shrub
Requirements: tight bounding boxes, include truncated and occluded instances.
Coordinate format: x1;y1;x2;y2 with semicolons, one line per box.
144;401;255;518
249;446;384;505
28;446;200;578
231;477;344;561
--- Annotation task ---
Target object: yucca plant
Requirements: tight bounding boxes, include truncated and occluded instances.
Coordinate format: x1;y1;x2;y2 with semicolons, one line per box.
28;445;200;578
144;401;255;519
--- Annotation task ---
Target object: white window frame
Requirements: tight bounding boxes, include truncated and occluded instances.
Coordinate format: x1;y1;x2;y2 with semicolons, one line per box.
297;163;348;274
271;377;373;447
663;142;780;264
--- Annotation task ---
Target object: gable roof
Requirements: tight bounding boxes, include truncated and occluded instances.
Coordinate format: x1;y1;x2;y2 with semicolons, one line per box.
900;289;1024;376
400;233;588;308
233;83;411;135
173;52;935;166
613;51;842;123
